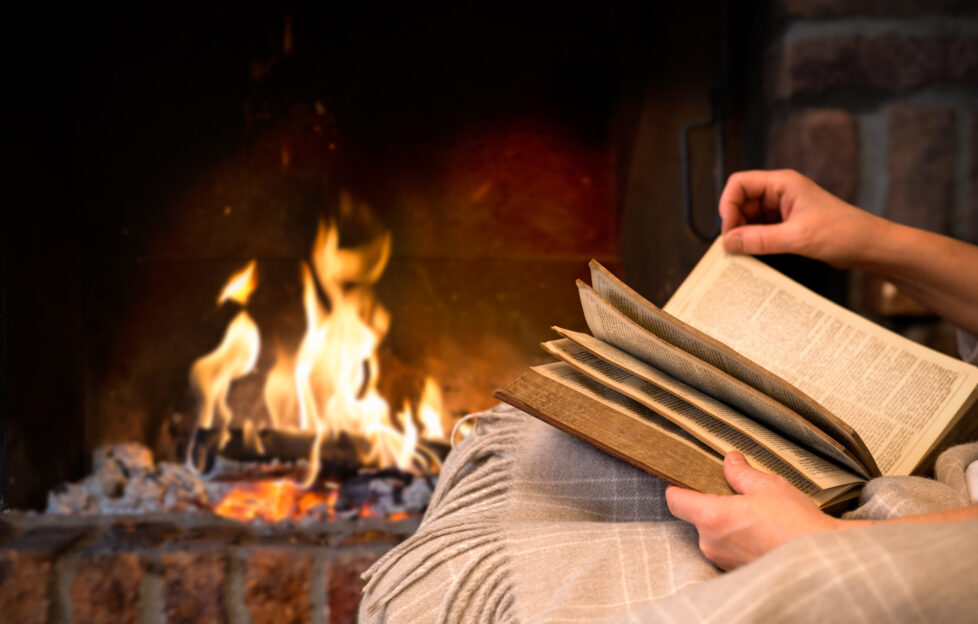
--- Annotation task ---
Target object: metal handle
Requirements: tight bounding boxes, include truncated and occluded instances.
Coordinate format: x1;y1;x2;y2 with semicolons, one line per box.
680;87;726;243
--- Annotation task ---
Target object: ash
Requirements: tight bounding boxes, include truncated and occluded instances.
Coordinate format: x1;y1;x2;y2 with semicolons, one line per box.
45;442;435;521
45;443;209;515
330;471;436;520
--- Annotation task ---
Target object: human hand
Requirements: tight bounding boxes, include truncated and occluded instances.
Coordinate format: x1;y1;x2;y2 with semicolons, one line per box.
719;169;888;268
665;452;843;570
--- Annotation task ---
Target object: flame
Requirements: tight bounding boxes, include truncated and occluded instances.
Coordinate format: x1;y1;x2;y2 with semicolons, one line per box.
189;195;448;516
189;311;260;430
212;480;337;522
217;260;258;305
418;377;445;440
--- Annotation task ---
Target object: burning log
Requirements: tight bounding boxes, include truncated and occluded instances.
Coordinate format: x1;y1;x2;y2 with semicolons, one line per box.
189;427;448;479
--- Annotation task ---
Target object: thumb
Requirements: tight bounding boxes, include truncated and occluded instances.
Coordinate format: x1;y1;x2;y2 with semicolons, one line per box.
723;452;776;495
723;223;793;256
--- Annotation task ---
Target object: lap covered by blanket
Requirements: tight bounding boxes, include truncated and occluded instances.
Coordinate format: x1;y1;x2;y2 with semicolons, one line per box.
360;404;978;623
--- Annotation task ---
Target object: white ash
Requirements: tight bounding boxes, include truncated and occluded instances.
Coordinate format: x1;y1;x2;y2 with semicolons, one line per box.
402;477;435;512
45;441;436;520
46;443;208;515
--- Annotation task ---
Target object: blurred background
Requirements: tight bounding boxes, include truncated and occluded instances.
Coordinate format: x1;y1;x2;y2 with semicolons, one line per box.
3;1;977;509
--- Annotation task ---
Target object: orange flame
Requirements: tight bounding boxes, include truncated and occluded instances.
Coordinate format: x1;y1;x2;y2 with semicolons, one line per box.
189;310;260;431
212;480;337;522
190;194;448;515
418;377;445;440
217;260;258;305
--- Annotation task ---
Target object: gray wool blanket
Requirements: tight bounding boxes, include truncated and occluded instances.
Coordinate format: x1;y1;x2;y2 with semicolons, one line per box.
360;404;978;623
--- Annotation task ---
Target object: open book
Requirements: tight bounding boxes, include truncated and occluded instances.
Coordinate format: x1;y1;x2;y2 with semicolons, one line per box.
494;240;978;511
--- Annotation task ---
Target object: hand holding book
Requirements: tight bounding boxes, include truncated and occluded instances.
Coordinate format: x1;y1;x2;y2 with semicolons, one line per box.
665;451;841;571
681;169;978;569
496;169;978;570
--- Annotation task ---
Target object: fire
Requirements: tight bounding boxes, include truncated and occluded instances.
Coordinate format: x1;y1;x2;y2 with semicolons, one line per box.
189;311;261;431
418;376;445;440
189;194;448;520
212;479;337;522
217;260;258;305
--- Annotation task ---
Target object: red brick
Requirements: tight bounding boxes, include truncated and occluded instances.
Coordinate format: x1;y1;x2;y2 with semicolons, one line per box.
0;525;91;624
770;33;962;99
0;550;53;624
326;551;383;624
766;108;860;202
769;34;859;100
71;552;145;624
244;547;312;624
860;33;944;89
162;551;227;624
947;35;978;85
885;104;956;234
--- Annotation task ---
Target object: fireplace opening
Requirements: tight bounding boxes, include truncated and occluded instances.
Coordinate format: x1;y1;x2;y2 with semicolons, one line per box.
1;2;768;621
7;4;716;512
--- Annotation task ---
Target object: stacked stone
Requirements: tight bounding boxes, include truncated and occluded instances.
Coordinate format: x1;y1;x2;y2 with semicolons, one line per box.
765;0;978;243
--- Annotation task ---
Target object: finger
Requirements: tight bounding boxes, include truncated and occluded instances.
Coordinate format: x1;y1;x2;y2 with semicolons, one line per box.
723;452;778;495
665;485;722;524
719;171;786;234
722;222;794;256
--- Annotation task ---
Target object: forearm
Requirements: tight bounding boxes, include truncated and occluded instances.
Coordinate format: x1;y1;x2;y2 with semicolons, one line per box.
844;502;978;530
849;220;978;335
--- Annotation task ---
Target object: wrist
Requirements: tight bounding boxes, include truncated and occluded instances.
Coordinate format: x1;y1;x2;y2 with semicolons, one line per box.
845;214;904;271
832;517;876;532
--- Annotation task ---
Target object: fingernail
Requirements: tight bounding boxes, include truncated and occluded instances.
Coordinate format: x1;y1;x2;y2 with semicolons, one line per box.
726;452;745;465
724;232;743;254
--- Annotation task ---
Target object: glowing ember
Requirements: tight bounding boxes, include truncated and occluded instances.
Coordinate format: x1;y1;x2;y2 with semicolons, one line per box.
212;479;337;523
189;194;450;521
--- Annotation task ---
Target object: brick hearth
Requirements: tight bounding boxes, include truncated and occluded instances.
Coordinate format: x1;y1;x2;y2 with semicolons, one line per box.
0;513;415;624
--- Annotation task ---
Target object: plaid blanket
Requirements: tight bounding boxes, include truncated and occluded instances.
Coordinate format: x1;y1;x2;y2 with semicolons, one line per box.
360;404;978;623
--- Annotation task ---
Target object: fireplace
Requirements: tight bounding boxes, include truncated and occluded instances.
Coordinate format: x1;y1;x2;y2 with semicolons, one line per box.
2;5;658;510
0;3;773;622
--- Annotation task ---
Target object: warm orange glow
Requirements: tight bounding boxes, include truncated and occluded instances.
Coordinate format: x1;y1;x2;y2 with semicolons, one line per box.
189;311;261;430
212;480;337;522
190;194;447;507
217;260;258;305
418;376;445;440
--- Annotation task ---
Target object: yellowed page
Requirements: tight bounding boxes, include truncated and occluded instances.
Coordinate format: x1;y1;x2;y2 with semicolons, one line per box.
590;259;870;470
665;239;978;475
546;334;865;490
578;281;867;476
532;362;714;456
533;362;827;498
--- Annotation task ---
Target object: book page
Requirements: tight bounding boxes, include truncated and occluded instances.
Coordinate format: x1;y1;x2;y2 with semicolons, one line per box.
578;281;867;476
497;366;734;496
590;259;872;472
532;362;715;457
546;333;865;490
532;362;828;496
665;239;978;475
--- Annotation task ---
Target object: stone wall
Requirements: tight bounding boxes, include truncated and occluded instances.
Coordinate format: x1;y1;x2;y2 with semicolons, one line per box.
763;1;978;346
766;0;978;242
0;514;409;624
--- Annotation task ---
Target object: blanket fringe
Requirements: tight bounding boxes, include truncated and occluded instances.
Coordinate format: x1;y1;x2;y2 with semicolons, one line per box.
360;404;524;622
